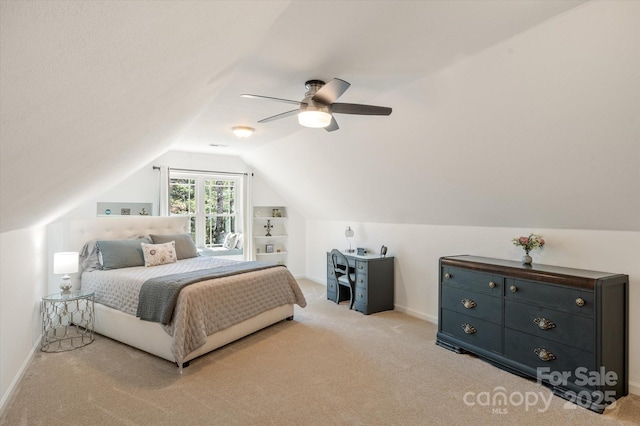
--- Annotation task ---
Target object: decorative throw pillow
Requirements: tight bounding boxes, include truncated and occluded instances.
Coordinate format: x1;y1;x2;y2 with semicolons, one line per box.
222;233;238;250
149;233;198;260
97;237;152;270
235;233;244;250
79;239;101;271
141;241;177;267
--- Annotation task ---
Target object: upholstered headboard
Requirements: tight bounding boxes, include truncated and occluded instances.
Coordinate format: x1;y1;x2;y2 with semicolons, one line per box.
66;216;189;288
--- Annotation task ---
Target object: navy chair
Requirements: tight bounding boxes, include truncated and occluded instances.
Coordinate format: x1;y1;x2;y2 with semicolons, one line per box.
330;249;356;309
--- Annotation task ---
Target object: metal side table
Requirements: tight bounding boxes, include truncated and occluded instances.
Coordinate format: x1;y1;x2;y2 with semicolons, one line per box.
41;290;95;352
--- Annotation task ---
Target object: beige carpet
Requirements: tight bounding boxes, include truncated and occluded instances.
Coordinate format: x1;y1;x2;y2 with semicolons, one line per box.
1;279;639;426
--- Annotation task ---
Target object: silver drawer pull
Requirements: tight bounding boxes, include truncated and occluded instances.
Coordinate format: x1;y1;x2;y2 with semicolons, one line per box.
358;279;364;283
461;324;477;334
358;293;363;298
575;297;585;307
533;317;556;330
510;285;518;293
534;348;556;362
358;265;364;269
461;299;477;309
445;273;452;279
488;281;496;288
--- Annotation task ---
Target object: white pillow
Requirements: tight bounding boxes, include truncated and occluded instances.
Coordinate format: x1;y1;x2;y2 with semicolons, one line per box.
235;233;244;250
141;241;177;267
222;233;238;250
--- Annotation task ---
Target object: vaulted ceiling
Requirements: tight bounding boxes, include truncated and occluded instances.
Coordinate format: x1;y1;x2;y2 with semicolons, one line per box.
2;1;639;234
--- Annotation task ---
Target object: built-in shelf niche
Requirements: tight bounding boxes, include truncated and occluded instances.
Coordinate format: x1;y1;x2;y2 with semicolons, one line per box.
97;202;153;217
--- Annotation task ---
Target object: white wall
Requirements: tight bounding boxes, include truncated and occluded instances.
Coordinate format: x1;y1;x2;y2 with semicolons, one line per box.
305;220;640;395
0;226;48;409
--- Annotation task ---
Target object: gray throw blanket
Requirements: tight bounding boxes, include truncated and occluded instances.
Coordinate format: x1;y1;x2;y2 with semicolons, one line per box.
137;261;280;324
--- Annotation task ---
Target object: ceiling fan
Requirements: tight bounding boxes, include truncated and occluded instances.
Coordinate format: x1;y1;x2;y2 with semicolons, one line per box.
241;78;392;132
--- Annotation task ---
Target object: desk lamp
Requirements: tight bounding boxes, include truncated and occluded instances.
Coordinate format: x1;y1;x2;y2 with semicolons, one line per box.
54;252;79;294
345;226;355;253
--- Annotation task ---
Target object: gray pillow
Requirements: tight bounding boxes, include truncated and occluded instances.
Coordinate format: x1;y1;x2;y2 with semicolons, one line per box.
149;233;198;260
79;239;101;271
97;238;151;269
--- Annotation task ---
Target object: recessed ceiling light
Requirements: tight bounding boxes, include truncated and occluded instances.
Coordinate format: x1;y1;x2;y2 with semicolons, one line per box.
209;144;229;148
232;126;254;138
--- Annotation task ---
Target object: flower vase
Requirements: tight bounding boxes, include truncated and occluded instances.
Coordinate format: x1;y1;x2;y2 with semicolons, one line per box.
522;252;532;265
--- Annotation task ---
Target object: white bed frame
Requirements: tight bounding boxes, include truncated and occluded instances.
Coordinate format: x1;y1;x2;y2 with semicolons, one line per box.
67;216;294;366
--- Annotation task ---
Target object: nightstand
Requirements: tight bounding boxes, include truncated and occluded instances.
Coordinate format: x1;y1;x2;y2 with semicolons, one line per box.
41;290;95;352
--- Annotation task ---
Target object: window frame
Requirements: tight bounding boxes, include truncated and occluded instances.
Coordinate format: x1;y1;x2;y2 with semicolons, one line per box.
169;172;241;249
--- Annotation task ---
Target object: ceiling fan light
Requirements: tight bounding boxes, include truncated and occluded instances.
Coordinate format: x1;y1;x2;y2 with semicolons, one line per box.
298;110;332;128
232;126;254;138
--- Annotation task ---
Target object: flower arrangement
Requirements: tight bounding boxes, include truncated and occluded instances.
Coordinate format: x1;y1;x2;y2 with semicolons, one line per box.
512;233;545;254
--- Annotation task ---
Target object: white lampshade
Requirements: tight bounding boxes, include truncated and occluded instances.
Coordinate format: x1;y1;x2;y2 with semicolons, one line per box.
54;252;79;275
298;110;332;128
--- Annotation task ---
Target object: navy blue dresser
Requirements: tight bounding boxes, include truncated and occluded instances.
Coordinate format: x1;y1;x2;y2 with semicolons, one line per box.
436;255;628;413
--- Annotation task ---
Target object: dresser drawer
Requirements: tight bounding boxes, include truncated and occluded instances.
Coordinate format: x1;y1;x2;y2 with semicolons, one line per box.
506;279;594;316
441;267;503;296
504;328;595;387
441;309;501;353
355;260;367;275
505;300;594;352
441;285;501;324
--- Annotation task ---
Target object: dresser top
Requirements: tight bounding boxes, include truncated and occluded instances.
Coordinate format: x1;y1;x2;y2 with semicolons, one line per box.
441;255;626;289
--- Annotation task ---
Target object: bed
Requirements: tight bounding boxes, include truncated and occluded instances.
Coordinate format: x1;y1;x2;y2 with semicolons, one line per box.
67;216;306;369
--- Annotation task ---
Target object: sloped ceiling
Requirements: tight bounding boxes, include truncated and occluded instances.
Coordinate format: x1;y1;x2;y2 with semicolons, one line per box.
2;1;638;233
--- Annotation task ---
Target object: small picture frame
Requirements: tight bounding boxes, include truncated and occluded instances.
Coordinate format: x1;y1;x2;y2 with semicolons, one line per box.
272;208;282;218
121;208;131;215
266;244;274;253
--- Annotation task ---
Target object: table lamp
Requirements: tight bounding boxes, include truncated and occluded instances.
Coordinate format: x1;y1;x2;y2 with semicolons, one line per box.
345;226;355;253
54;252;79;293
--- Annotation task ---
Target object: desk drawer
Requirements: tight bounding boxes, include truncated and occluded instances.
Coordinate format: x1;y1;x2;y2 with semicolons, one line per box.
442;267;503;296
441;309;501;354
356;273;367;288
505;300;594;352
441;285;501;324
506;279;594;316
355;283;367;305
355;260;367;275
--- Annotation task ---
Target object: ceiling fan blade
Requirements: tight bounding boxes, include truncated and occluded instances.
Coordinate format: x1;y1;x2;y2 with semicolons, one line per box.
332;103;392;116
324;116;339;132
257;109;299;123
241;94;302;106
312;78;350;104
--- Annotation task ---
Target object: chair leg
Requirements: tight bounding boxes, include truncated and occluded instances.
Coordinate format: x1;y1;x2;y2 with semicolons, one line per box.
349;287;355;310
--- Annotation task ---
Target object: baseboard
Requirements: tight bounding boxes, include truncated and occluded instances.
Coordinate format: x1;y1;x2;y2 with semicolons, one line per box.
0;336;40;412
394;304;437;324
629;381;640;396
294;274;326;285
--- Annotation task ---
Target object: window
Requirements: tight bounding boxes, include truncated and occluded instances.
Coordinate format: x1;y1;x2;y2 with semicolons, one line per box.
169;173;240;248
